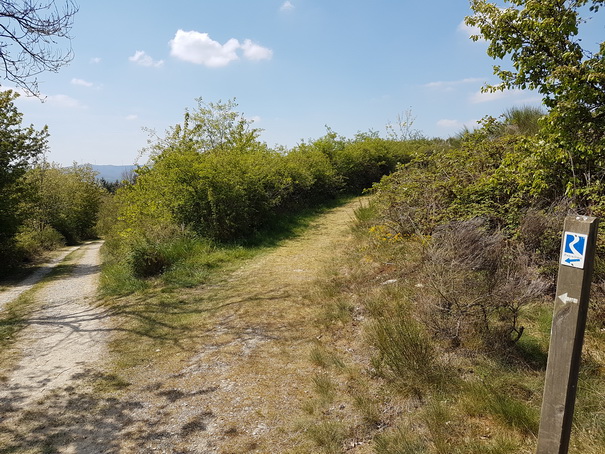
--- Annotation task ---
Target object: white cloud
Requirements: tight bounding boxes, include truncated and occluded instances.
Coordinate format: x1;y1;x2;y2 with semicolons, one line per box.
129;50;164;68
458;20;483;40
71;78;94;88
125;114;138;121
437;118;479;131
169;30;272;67
241;39;273;61
425;78;484;91
90;57;101;64
0;86;84;108
437;119;464;129
280;1;295;12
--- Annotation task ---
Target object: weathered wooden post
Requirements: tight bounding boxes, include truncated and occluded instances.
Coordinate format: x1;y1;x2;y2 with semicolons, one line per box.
536;215;599;454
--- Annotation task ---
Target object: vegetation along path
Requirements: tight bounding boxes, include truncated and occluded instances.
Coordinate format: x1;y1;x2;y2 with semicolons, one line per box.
0;198;365;453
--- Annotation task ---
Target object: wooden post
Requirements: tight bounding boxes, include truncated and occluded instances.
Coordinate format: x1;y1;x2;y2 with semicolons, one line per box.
536;215;599;454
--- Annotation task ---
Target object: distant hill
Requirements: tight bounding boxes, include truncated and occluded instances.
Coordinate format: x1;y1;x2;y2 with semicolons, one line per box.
88;165;137;182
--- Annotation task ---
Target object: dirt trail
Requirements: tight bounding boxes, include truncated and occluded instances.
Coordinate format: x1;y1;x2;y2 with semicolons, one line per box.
0;241;109;449
0;244;80;311
0;199;365;453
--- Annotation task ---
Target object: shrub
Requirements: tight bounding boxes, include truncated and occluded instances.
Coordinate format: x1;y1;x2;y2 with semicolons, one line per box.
14;224;65;261
128;230;199;278
418;218;549;351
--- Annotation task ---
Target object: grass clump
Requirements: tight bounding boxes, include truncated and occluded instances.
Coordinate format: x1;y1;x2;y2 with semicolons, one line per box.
366;300;442;395
374;425;427;454
306;420;347;454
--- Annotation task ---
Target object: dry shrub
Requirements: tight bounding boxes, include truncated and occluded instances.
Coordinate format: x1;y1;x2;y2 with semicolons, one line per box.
517;202;570;279
418;218;549;351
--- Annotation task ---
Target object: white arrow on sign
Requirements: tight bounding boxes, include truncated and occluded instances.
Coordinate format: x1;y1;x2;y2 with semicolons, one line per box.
558;293;579;305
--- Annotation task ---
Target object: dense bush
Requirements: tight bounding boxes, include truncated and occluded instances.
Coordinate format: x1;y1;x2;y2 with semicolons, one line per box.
0;90;49;269
102;99;418;280
14;223;65;262
365;108;602;352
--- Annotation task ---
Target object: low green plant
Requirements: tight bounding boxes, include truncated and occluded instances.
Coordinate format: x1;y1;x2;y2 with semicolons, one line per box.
423;399;458;453
14;224;65;260
99;261;149;296
352;392;382;427
309;343;346;370
312;373;337;404
463;381;539;436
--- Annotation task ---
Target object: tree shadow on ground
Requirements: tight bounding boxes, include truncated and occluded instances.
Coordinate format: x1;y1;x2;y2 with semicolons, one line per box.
0;369;140;453
0;367;220;453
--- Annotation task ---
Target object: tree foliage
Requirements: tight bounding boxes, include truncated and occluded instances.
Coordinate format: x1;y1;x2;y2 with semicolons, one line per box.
21;163;104;244
0;89;48;261
466;0;605;199
0;0;78;94
143;97;262;159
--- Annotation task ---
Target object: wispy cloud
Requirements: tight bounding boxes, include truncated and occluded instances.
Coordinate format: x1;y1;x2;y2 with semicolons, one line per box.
129;50;164;68
125;114;138;121
90;57;102;64
424;77;484;91
1;87;84;108
437;119;463;129
280;1;295;12
44;94;85;109
241;39;273;61
458;19;486;42
437;118;479;131
169;30;272;67
71;78;94;88
470;88;540;104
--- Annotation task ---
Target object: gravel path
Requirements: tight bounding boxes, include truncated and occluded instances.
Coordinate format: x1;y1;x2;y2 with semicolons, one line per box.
0;241;108;416
0;245;80;311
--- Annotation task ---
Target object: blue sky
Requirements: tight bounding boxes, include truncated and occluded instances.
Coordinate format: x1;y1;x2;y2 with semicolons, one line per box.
5;1;604;166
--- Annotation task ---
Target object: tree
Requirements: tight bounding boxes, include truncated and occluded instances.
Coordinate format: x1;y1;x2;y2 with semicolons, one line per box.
466;0;605;199
0;0;78;95
0;89;48;261
142;98;262;160
22;163;104;244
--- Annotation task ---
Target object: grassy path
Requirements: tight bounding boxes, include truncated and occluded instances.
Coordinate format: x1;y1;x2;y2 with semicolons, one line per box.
114;197;365;453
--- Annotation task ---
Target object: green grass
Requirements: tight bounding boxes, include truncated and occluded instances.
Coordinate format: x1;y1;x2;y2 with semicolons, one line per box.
374;425;427;454
100;196;357;298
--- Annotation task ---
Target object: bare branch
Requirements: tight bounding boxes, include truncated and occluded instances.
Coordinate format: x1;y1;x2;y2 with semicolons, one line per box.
0;0;78;95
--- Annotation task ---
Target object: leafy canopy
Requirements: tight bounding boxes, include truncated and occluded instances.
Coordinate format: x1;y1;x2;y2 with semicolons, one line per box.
466;0;605;198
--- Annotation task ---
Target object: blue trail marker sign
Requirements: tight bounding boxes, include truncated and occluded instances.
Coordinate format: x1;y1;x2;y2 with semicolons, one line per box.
536;215;598;454
561;232;588;268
